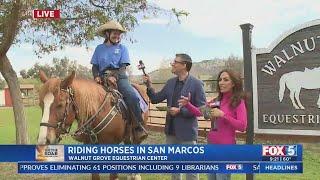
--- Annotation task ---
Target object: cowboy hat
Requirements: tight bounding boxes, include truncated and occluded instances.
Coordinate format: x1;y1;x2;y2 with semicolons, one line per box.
96;20;127;37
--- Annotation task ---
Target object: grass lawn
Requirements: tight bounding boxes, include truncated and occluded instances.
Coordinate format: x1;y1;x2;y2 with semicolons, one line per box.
0;106;319;179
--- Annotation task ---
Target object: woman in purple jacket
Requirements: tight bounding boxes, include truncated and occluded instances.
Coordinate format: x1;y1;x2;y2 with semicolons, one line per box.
178;69;247;180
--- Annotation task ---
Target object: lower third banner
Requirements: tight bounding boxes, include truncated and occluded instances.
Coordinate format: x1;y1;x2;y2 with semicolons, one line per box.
18;162;303;174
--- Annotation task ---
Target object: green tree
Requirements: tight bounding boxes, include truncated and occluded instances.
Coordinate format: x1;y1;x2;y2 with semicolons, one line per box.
0;1;187;144
24;62;53;79
52;57;77;78
19;69;29;79
21;57;92;79
225;55;243;76
76;64;92;79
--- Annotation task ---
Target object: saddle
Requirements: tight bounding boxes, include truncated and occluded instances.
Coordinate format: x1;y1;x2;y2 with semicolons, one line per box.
102;74;148;144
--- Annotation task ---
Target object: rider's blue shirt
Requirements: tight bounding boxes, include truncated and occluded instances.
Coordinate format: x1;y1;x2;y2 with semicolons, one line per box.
90;43;130;73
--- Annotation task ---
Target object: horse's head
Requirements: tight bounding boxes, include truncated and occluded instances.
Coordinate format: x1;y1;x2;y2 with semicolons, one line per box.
37;70;77;145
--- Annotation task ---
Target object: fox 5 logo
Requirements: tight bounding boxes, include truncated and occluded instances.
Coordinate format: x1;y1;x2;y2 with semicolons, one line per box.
262;145;297;156
226;164;243;170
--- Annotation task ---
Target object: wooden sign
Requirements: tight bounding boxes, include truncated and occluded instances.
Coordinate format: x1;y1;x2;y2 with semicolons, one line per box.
252;20;320;136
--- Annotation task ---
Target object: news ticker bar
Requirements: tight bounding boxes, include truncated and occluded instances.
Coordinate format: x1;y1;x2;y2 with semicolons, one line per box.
0;144;302;162
18;162;303;174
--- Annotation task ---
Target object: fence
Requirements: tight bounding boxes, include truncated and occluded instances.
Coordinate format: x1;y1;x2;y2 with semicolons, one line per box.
143;79;320;142
27;79;319;142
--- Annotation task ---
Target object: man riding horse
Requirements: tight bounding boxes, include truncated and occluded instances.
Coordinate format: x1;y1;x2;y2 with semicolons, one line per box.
91;20;148;143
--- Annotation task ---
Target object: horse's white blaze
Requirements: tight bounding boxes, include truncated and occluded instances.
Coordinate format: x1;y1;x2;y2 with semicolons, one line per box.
37;93;54;145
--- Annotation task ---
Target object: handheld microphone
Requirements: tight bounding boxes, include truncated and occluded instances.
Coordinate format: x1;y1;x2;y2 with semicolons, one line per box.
200;106;211;120
208;100;220;108
200;100;220;131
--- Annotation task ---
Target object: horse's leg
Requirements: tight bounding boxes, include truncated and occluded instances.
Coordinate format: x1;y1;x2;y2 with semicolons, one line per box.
92;173;100;180
289;90;300;109
123;122;142;180
294;88;305;109
110;173;119;180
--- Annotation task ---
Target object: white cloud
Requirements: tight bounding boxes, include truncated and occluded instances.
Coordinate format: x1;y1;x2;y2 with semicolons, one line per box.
153;0;320;47
141;18;170;25
8;44;94;74
129;48;171;75
44;46;94;67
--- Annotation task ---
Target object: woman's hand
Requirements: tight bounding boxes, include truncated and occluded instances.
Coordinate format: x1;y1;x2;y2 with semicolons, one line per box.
178;93;191;107
210;108;225;118
107;76;117;88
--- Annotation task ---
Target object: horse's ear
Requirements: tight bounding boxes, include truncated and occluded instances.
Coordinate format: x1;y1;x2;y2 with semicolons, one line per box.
61;71;75;89
39;70;48;83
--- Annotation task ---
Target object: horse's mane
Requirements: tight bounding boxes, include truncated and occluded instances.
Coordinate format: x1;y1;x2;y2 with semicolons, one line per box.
70;78;110;124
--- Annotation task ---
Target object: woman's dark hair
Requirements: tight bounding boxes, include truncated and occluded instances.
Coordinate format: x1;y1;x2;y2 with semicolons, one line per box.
216;69;246;108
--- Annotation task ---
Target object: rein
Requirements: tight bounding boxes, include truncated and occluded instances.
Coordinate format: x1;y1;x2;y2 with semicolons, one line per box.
40;86;123;144
72;88;123;143
39;87;79;142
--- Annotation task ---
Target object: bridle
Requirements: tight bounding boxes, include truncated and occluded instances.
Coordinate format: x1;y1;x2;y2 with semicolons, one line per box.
39;87;79;142
39;86;125;144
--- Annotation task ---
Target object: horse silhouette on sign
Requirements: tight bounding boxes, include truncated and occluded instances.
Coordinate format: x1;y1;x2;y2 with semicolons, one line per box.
278;67;320;109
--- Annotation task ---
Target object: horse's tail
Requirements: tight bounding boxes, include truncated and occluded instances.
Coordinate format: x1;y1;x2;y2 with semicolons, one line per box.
278;75;287;102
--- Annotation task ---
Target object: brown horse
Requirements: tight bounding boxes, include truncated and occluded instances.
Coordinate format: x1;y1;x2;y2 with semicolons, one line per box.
37;70;148;180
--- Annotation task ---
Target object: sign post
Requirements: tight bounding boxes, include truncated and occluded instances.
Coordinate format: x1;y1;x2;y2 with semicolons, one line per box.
241;23;255;180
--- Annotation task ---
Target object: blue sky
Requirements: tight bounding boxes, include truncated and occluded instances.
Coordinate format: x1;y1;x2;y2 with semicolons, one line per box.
6;0;320;75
